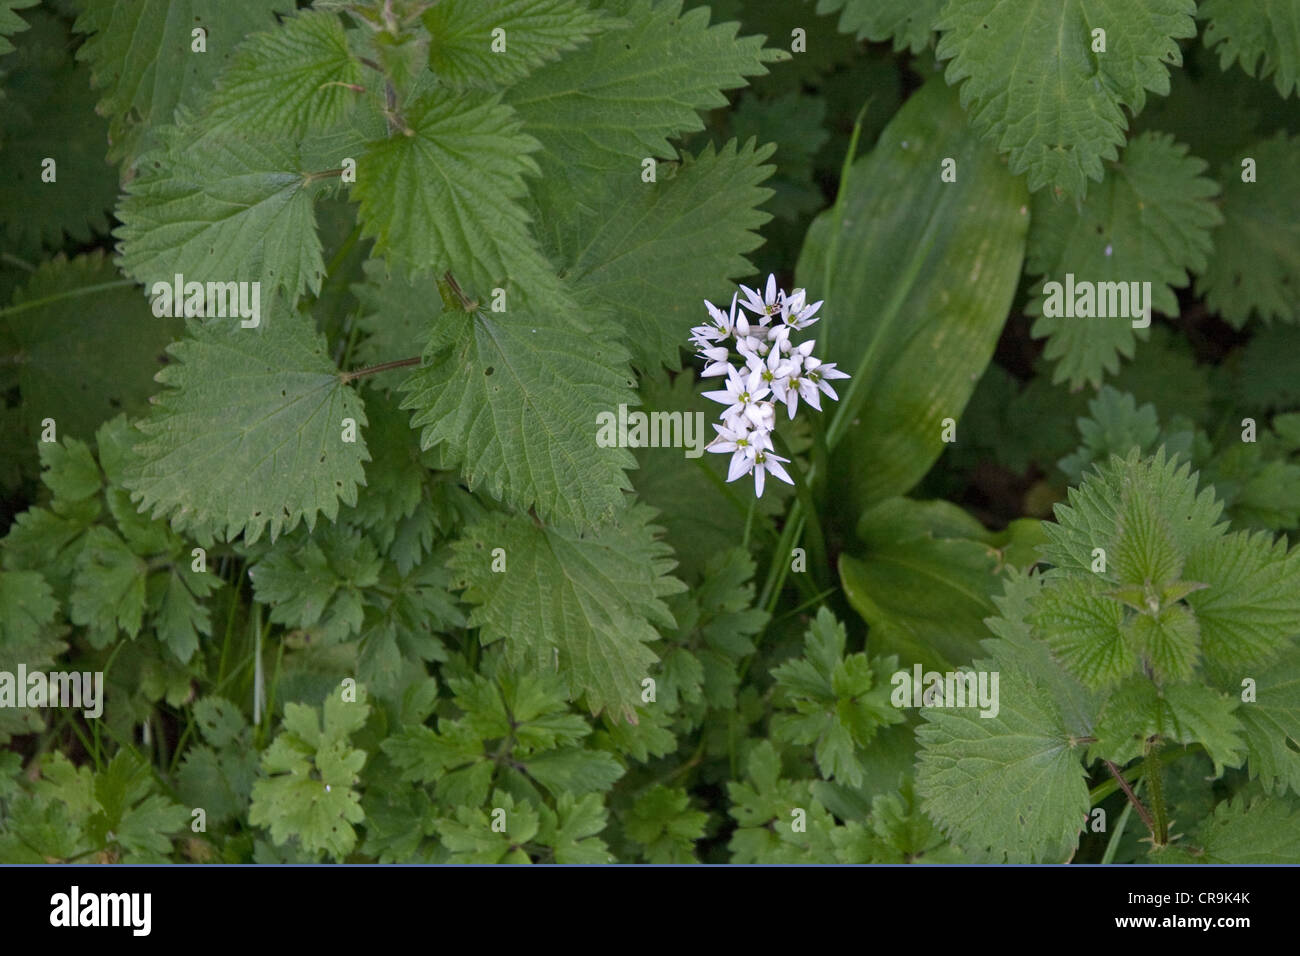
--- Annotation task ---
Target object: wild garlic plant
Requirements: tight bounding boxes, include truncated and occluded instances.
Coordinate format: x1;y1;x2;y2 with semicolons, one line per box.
690;275;848;496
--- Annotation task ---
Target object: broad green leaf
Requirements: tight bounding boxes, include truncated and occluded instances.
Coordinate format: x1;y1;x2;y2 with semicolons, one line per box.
936;0;1197;197
198;10;362;137
505;0;778;191
423;0;617;89
116;119;328;306
814;0;944;52
448;507;685;719
839;497;1005;672
1200;0;1300;98
551;138;775;372
1026;133;1222;388
74;0;290;162
398;298;638;530
354;89;547;297
916;658;1091;863
1195;134;1300;327
123;314;370;545
796;79;1028;507
1;254;182;442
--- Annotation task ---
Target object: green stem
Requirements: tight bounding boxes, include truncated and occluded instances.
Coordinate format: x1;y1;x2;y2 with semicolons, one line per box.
1145;739;1169;848
778;441;829;592
1100;798;1134;864
741;497;757;551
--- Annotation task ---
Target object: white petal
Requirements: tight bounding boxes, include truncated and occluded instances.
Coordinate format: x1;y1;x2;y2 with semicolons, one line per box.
753;465;766;497
727;452;753;482
764;457;794;485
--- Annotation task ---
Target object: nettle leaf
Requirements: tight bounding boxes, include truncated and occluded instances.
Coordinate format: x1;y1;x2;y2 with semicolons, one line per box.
814;0;945;52
424;0;618;89
1200;0;1300;98
1185;529;1300;678
0;0;37;56
73;0;290;163
1027;133;1223;388
198;9;362;137
935;0;1197;198
1;253;182;441
1195;134;1300;327
354;90;545;295
1041;449;1225;577
448;508;685;718
249;684;371;861
505;0;778;188
1160;795;1300;863
116;118;329;307
1091;678;1245;774
1031;576;1133;689
398;298;637;530
124;314;370;545
1235;646;1300;795
916;659;1091;863
551;138;774;372
0;12;118;251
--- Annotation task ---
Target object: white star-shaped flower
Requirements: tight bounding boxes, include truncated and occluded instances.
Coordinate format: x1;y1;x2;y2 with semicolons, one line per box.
702;364;771;428
803;356;850;402
751;447;793;497
780;288;823;331
738;273;785;325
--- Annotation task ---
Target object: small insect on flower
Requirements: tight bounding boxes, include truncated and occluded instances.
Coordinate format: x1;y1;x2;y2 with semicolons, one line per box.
692;275;848;498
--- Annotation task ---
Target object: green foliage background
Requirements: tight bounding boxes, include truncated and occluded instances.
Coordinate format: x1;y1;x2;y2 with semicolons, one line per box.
1;0;1298;864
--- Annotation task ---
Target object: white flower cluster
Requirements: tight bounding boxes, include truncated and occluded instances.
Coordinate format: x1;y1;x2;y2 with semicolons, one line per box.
690;274;849;497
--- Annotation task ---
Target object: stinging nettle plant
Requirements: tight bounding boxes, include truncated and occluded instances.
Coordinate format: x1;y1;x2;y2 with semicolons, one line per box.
0;0;1298;865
